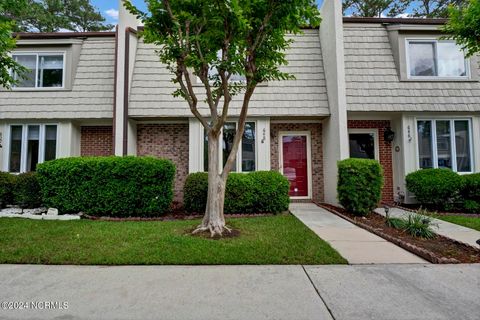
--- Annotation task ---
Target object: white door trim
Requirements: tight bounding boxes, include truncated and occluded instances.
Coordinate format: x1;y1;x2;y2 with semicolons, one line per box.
278;131;312;200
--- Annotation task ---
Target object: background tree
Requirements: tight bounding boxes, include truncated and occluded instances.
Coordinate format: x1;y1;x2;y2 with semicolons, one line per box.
1;0;112;32
63;0;114;32
0;0;27;88
412;0;463;18
343;0;411;17
125;0;321;236
444;0;480;56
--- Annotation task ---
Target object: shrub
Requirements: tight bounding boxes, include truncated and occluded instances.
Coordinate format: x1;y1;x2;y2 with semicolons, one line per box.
405;169;464;210
183;172;209;214
37;156;175;216
0;172;16;208
337;158;384;216
463;200;480;214
13;172;42;208
224;173;256;213
462;173;480;202
249;171;290;213
183;171;290;214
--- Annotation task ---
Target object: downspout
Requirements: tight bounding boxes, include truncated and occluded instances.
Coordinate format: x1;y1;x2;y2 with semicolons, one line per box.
112;25;119;155
123;27;138;156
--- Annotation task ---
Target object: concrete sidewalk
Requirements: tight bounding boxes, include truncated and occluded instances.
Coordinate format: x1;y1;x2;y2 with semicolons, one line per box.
0;264;478;320
375;207;480;249
290;203;426;264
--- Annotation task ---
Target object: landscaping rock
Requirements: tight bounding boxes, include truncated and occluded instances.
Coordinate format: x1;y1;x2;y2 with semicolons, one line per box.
47;208;59;216
23;207;47;215
1;208;22;215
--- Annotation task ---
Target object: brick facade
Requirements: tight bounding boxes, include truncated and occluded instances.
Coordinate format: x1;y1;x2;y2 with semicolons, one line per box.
136;123;189;203
348;120;394;203
270;123;324;202
80;126;113;157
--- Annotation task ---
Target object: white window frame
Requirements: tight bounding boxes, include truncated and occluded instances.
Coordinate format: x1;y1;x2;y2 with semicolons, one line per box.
202;120;258;173
415;118;474;174
4;124;59;173
348;128;380;161
278;131;312;200
11;51;66;90
406;39;470;80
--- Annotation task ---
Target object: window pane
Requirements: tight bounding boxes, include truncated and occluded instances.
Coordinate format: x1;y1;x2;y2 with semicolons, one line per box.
409;42;437;77
207;51;246;83
242;122;256;171
349;133;375;159
222;122;236;171
9;126;23;173
454;121;471;172
417;121;433;169
438;42;466;77
44;125;57;162
13;55;36;87
436;120;452;169
38;55;63;87
27;125;40;171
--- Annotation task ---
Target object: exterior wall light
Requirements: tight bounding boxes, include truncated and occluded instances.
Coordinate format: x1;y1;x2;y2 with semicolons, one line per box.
384;127;395;142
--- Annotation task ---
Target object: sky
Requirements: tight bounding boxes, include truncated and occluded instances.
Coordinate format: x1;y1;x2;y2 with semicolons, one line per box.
92;0;325;25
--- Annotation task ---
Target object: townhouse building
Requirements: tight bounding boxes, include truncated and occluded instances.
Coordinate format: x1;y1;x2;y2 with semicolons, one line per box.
1;0;479;205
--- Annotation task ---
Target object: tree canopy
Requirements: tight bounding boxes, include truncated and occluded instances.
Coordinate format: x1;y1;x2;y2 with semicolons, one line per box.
0;0;113;32
412;0;464;18
343;0;410;17
342;0;462;18
0;0;26;88
444;0;480;56
124;0;321;236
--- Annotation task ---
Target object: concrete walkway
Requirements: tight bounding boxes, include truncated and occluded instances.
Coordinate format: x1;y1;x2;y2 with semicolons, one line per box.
0;264;479;320
290;203;426;264
374;207;480;249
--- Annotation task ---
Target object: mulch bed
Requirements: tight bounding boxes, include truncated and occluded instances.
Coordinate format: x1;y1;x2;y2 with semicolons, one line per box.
82;212;276;222
393;203;480;218
318;203;480;264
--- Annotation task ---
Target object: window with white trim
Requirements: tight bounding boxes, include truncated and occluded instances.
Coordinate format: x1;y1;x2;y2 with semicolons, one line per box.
12;53;65;88
204;122;256;172
417;119;473;173
407;40;468;78
348;129;379;160
8;124;58;173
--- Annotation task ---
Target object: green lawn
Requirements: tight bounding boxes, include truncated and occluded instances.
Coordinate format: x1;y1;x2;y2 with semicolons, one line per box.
0;214;346;265
437;215;480;232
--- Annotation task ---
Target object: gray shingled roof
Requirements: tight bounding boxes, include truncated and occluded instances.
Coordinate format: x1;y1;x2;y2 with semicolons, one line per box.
344;23;480;112
129;29;329;117
0;38;115;119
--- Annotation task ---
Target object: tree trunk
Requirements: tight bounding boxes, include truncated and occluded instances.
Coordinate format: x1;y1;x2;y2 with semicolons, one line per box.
192;130;231;237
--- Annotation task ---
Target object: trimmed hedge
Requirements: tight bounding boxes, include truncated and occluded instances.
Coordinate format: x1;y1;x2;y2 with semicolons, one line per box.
37;156;175;216
248;171;290;213
462;173;480;202
405;168;464;210
184;171;290;214
461;173;480;213
13;172;42;209
0;172;15;208
337;158;384;216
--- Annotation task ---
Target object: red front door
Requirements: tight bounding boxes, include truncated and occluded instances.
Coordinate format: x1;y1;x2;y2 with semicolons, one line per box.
282;135;308;197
